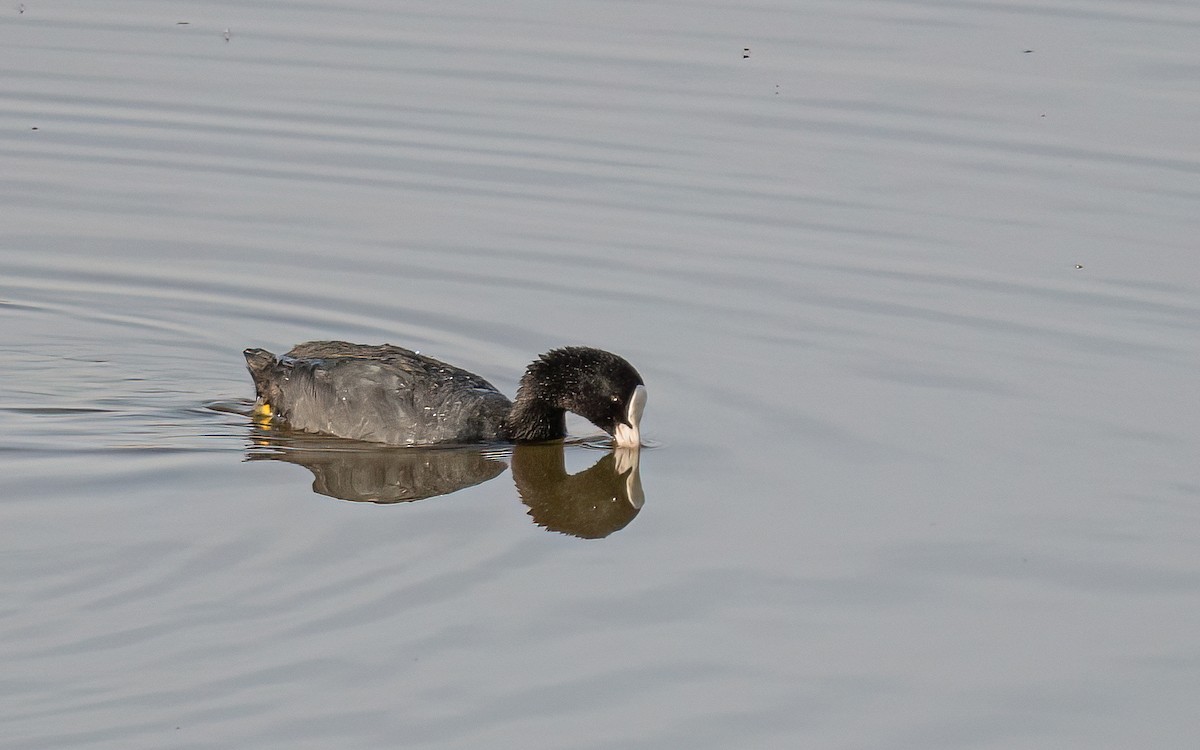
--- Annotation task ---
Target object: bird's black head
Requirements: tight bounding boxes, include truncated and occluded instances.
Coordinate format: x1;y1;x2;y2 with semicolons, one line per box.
510;347;646;446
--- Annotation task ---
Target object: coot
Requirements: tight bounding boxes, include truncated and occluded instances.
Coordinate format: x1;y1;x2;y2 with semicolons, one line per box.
244;341;646;447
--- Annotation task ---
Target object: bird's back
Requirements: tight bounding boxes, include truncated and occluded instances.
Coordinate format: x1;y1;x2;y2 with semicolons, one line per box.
244;341;512;445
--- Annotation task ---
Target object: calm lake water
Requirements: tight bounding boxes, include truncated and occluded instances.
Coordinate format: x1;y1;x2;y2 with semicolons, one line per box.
3;1;1199;748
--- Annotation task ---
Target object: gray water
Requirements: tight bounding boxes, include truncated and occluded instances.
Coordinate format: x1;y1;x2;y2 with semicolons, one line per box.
3;1;1199;748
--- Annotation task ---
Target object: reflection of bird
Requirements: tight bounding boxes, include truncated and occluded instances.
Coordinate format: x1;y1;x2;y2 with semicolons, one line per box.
244;341;646;447
239;436;647;537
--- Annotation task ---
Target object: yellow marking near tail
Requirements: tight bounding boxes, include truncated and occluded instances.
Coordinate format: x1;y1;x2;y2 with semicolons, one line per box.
252;401;274;424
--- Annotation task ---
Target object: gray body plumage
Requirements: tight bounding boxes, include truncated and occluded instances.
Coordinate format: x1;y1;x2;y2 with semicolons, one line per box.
245;341;512;445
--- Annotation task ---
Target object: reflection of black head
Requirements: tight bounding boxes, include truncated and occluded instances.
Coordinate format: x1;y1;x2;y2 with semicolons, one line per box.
510;443;644;539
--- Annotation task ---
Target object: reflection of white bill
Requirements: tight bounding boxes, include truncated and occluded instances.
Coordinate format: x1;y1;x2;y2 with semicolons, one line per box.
613;446;644;509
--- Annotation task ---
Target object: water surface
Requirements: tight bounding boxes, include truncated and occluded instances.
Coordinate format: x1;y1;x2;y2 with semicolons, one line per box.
2;1;1199;748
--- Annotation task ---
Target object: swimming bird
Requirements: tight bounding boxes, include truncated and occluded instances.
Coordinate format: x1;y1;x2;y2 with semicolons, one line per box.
244;341;646;447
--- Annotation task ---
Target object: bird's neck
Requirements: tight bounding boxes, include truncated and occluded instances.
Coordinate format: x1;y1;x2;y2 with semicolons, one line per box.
504;386;567;443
